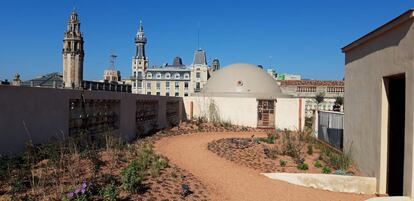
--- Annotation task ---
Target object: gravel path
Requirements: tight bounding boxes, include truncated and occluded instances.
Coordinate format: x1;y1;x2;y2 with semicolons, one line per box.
155;132;374;201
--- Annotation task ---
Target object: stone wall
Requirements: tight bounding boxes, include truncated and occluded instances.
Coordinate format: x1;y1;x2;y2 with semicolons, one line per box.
0;85;185;154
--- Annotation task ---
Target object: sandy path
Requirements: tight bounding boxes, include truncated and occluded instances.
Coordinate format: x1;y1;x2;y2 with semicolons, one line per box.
155;132;374;201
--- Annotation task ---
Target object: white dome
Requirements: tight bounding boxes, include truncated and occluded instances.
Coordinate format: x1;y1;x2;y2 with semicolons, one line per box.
201;63;289;99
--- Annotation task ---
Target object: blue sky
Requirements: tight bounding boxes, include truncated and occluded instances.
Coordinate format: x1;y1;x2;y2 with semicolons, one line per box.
0;0;412;81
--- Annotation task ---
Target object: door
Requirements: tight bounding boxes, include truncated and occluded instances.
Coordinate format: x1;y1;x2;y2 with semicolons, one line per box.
386;74;406;196
257;100;275;128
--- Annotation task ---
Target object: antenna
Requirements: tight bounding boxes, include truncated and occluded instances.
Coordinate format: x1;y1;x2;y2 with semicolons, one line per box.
108;52;117;70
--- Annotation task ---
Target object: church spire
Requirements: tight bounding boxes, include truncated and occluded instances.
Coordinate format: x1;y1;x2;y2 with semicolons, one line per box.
63;9;84;89
135;20;147;59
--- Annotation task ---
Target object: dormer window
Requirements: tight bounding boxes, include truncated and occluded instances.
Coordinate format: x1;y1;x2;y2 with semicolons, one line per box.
174;73;180;79
184;73;190;79
165;73;171;79
156;73;162;79
146;73;152;78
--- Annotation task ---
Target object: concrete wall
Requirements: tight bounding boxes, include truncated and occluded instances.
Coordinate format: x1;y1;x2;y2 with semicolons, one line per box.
183;96;305;130
344;18;414;196
0;85;185;154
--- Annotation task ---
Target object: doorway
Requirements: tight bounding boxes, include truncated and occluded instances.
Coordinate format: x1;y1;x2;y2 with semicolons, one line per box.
386;74;406;196
257;100;275;128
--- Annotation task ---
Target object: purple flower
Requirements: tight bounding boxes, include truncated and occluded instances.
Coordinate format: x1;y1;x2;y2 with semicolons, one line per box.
81;188;86;194
81;181;87;189
67;192;74;198
74;188;81;194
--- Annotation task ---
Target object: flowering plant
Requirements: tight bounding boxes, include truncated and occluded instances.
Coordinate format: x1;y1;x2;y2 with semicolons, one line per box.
63;181;90;201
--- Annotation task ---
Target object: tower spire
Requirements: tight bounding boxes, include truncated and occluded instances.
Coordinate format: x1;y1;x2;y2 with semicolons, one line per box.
63;9;84;89
135;20;147;59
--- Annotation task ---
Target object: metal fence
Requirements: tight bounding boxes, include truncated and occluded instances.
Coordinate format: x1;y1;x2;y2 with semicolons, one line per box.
318;111;344;150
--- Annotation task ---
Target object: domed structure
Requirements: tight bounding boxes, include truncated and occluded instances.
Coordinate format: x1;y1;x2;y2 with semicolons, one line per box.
202;63;289;99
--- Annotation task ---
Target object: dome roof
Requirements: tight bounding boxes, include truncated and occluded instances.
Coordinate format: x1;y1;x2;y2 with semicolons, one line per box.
201;63;289;99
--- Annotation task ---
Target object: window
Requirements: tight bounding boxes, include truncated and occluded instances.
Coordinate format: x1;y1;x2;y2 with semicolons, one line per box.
175;81;179;89
137;81;142;88
174;73;180;79
196;72;201;78
156;92;160;96
165;73;171;79
166;81;170;89
184;93;188;97
133;71;136;77
137;72;142;79
166;92;170;96
156;73;162;79
147;92;151;95
195;82;200;91
184;73;189;79
175;92;179;97
133;82;136;88
147;82;151;89
156;81;161;90
184;82;189;90
146;73;152;78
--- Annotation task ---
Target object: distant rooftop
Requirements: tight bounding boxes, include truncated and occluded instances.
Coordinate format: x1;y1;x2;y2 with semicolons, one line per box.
21;72;63;88
280;80;344;86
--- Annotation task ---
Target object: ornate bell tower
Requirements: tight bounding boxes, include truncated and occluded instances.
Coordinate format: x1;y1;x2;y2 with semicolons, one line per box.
132;21;148;93
63;9;84;89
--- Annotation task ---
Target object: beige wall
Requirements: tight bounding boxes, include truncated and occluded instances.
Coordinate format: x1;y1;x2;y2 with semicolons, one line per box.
344;19;414;196
0;85;185;154
183;96;305;130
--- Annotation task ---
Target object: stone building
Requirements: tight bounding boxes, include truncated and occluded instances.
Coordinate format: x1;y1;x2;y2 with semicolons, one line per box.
343;9;414;199
21;72;63;88
184;63;305;130
130;21;216;96
278;80;344;116
62;9;84;89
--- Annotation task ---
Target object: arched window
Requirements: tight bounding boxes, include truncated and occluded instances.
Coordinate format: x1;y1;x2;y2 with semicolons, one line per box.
184;73;190;79
165;73;171;79
156;73;162;79
174;73;180;79
146;72;152;78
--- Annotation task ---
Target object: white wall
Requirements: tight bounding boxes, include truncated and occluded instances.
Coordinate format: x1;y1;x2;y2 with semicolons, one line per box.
184;96;305;130
276;98;306;131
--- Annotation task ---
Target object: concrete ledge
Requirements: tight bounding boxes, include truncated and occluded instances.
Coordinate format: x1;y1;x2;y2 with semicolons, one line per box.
262;173;376;194
365;197;410;201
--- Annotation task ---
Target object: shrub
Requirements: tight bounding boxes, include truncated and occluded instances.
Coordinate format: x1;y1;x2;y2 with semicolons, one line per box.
263;146;279;159
121;160;144;193
319;146;352;170
307;145;313;155
280;131;304;160
322;166;332;174
297;162;309;170
279;160;286;167
314;160;322;168
149;157;169;178
100;182;119;201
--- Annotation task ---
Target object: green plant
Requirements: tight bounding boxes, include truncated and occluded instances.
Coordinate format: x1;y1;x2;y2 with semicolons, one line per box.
314;160;322;168
280;131;305;160
307;144;313;155
121;160;144;193
315;92;325;108
322;166;332;174
297;162;309;170
279;160;286;167
100;182;119;201
335;97;344;106
319;146;352;170
263;146;279;159
171;171;178;179
149;157;169;178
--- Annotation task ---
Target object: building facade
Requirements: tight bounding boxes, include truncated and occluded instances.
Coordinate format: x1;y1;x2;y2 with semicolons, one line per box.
130;22;215;96
62;9;84;89
279;80;344;116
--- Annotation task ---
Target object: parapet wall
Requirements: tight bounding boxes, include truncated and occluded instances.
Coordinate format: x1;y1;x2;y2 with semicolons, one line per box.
0;85;185;154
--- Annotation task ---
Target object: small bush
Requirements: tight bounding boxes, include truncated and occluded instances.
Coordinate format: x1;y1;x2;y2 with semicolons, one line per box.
263;146;279;159
121;160;144;193
322;166;332;174
279;160;286;167
307;145;313;155
297;162;309;170
314;160;322;168
100;182;119;201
